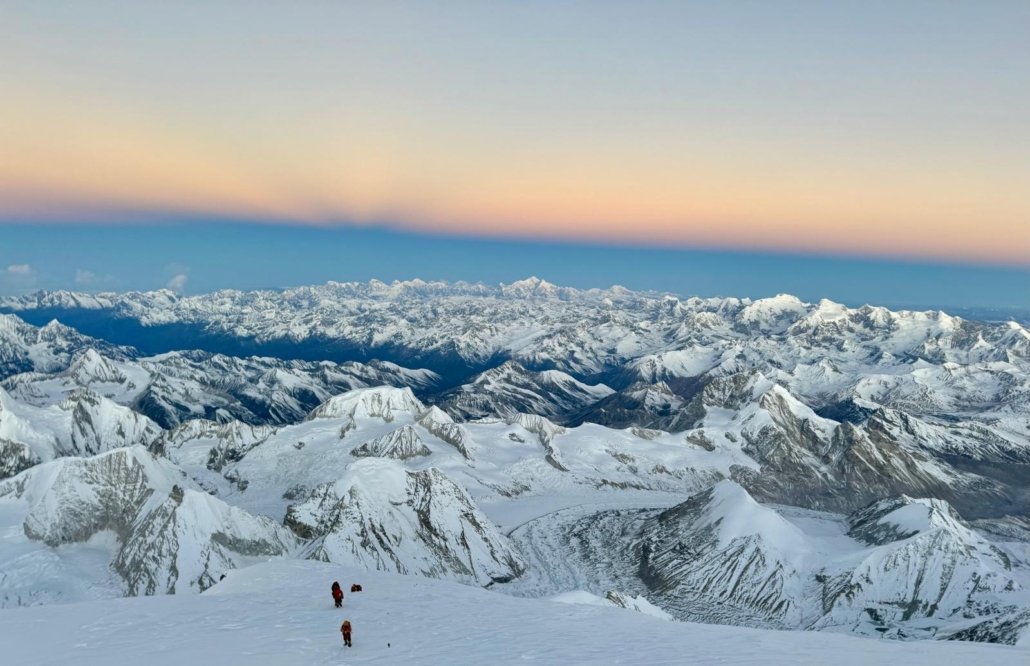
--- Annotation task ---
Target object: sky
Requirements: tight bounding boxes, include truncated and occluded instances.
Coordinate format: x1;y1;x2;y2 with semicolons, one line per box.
0;2;1027;306
1;222;1026;312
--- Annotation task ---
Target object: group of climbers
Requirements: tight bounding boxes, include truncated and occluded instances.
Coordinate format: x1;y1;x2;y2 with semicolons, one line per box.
330;580;363;648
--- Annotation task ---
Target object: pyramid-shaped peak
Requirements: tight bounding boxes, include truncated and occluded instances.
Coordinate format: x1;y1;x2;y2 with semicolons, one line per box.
64;348;126;384
656;480;807;554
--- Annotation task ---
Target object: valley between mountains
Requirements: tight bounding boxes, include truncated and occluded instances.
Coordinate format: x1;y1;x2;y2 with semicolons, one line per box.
0;279;1027;648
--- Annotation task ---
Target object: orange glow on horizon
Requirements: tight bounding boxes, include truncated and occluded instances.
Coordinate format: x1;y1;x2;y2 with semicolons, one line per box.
1;4;1026;268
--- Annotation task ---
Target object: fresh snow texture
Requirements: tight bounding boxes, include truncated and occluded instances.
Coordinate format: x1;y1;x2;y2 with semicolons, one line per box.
1;560;1026;666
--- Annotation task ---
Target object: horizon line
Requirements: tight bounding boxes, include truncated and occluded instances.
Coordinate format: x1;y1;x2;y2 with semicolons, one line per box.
1;215;1026;271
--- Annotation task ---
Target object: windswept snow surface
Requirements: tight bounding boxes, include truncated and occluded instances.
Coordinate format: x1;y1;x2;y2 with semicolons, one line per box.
0;560;1025;666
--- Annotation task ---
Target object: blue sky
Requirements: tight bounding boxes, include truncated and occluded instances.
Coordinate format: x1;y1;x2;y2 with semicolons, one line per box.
2;1;1027;268
1;3;1026;309
2;222;1025;310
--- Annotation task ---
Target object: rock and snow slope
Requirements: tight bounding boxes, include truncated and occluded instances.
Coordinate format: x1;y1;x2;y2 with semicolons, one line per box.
500;481;1030;643
0;281;1027;648
0;384;162;479
2;281;1026;517
2;339;439;429
0;447;295;606
285;458;525;585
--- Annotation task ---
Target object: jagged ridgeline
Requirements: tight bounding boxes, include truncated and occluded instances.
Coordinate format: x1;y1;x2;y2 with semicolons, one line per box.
0;280;1027;645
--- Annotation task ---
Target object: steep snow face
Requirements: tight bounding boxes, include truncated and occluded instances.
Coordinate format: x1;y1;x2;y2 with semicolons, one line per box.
0;448;294;606
63;348;126;384
847;496;975;546
3;344;439;429
0;386;162;478
434;360;614;421
115;487;296;596
813;496;1026;641
638;481;810;627
284;459;525;585
305;385;425;422
0;314;135;379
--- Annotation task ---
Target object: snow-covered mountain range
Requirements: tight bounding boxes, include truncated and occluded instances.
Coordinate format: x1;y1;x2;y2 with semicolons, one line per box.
0;280;1027;647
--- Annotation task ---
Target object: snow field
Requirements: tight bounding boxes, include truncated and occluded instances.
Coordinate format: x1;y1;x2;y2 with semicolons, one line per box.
1;559;1025;666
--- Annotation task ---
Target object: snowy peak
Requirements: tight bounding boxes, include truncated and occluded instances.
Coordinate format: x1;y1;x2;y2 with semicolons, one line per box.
653;480;807;557
500;277;565;300
0;447;294;598
817;494;1022;638
0;313;134;379
417;407;477;460
436;360;613;421
735;294;809;333
305;386;425;422
63;348;126;384
115;487;295;595
847;496;966;546
284;459;525;585
640;480;808;626
0;446;183;547
57;388;163;457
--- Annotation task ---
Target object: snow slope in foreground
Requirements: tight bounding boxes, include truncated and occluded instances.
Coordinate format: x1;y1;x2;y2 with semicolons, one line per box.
0;560;1025;666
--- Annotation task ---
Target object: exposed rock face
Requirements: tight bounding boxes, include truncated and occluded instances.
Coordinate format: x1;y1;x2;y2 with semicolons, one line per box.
637;481;807;627
0;385;162;479
351;425;432;460
306;386;426;423
417;407;476;460
434;360;613;421
284;459;525;585
0;447;294;596
666;377;1021;518
0;437;39;479
114;487;296;595
153;418;277;472
504;413;568;471
813;496;1024;640
58;389;164;458
510;481;1029;644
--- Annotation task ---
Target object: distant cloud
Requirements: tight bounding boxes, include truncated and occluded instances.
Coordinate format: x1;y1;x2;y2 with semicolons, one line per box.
166;274;188;293
1;263;38;294
75;269;96;284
